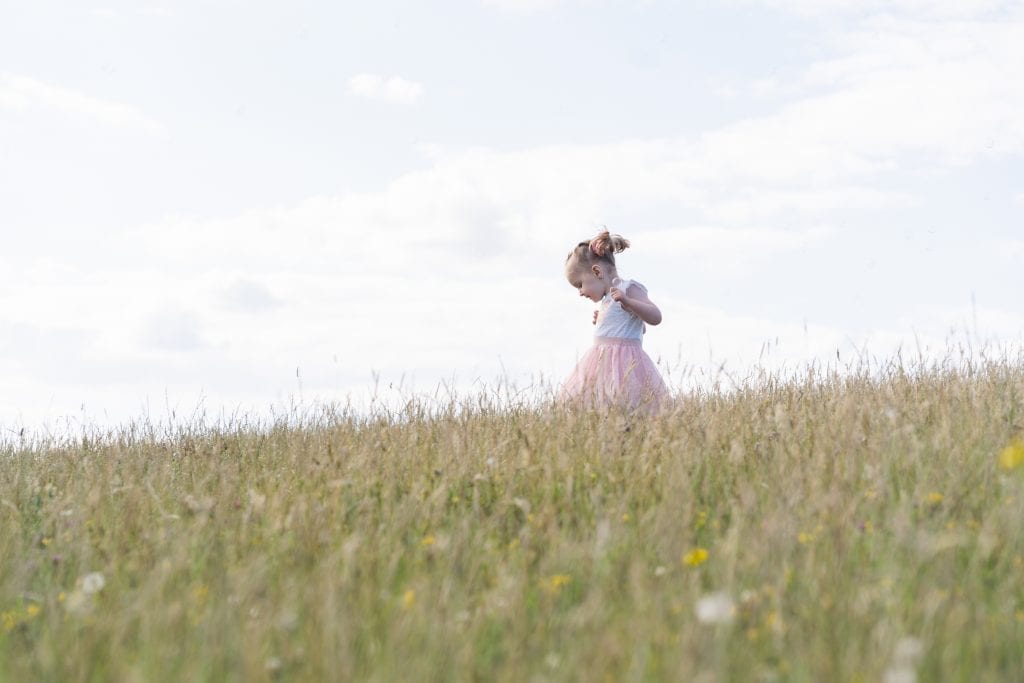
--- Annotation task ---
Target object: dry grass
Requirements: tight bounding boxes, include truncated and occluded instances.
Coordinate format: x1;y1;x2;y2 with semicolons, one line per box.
3;352;1024;682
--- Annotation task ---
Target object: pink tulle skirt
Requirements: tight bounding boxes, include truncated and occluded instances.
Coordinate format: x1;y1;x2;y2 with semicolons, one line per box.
560;336;669;412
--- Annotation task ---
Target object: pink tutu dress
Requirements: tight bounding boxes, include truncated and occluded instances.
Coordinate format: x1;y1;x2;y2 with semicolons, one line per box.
560;279;669;412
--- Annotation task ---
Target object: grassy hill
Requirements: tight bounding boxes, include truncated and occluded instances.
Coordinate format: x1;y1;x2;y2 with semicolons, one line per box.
3;354;1024;681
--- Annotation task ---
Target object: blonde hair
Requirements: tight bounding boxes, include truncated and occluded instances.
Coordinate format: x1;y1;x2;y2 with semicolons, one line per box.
565;230;630;278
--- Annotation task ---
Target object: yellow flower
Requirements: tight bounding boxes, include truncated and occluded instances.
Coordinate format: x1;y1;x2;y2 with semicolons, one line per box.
695;511;708;529
999;440;1024;471
925;492;944;505
2;611;16;633
421;534;436;547
192;584;209;606
682;548;709;567
402;589;416;610
25;604;41;619
797;531;814;545
540;574;572;596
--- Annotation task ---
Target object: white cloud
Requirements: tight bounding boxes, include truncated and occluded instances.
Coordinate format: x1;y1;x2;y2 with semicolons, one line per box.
480;0;563;10
220;279;284;313
754;0;1009;19
142;308;207;352
90;7;172;20
0;72;166;135
138;7;173;17
702;16;1024;182
347;73;423;105
632;226;831;254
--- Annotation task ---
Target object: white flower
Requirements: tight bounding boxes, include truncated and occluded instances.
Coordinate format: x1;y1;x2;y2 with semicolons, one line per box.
64;590;91;615
894;637;924;664
883;667;916;683
81;572;106;595
695;591;735;624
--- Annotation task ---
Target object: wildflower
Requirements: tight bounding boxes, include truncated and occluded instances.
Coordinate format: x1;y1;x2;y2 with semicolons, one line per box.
402;589;416;609
81;572;105;595
64;590;90;616
192;584;209;605
695;510;709;529
25;604;40;619
925;492;944;506
894;637;923;664
421;534;436;547
2;611;16;633
695;592;735;624
999;440;1024;471
884;636;924;683
682;548;708;567
797;531;814;545
883;668;916;683
540;574;572;596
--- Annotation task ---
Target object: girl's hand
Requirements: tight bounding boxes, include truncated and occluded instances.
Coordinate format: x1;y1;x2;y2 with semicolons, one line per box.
615;282;662;326
610;287;630;310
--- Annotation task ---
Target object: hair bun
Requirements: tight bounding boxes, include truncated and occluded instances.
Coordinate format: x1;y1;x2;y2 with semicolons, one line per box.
590;230;630;257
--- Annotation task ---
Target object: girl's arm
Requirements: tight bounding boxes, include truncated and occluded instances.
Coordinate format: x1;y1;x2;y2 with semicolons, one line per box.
611;283;662;326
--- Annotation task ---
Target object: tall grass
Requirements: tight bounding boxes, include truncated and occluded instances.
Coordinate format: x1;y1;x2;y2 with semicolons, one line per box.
2;352;1023;682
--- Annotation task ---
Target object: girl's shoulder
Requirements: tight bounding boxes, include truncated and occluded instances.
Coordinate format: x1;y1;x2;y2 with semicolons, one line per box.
623;279;648;295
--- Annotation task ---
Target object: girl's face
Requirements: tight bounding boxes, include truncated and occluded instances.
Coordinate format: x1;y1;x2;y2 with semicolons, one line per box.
569;264;609;302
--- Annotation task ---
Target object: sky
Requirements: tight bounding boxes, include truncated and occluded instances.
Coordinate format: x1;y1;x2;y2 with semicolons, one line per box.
2;0;1022;434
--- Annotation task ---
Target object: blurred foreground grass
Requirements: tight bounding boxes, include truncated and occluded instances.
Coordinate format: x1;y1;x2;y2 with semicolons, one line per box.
3;354;1024;682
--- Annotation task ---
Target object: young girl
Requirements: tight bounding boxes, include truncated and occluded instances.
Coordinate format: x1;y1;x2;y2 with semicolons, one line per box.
560;230;669;411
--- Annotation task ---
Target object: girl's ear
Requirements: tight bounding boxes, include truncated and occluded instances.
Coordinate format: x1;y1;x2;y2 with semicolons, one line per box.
591;264;602;278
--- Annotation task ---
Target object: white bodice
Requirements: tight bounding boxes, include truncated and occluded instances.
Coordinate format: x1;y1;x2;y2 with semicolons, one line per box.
593;279;646;340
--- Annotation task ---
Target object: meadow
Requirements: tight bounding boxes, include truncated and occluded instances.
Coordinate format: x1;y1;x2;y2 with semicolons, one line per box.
2;351;1024;682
